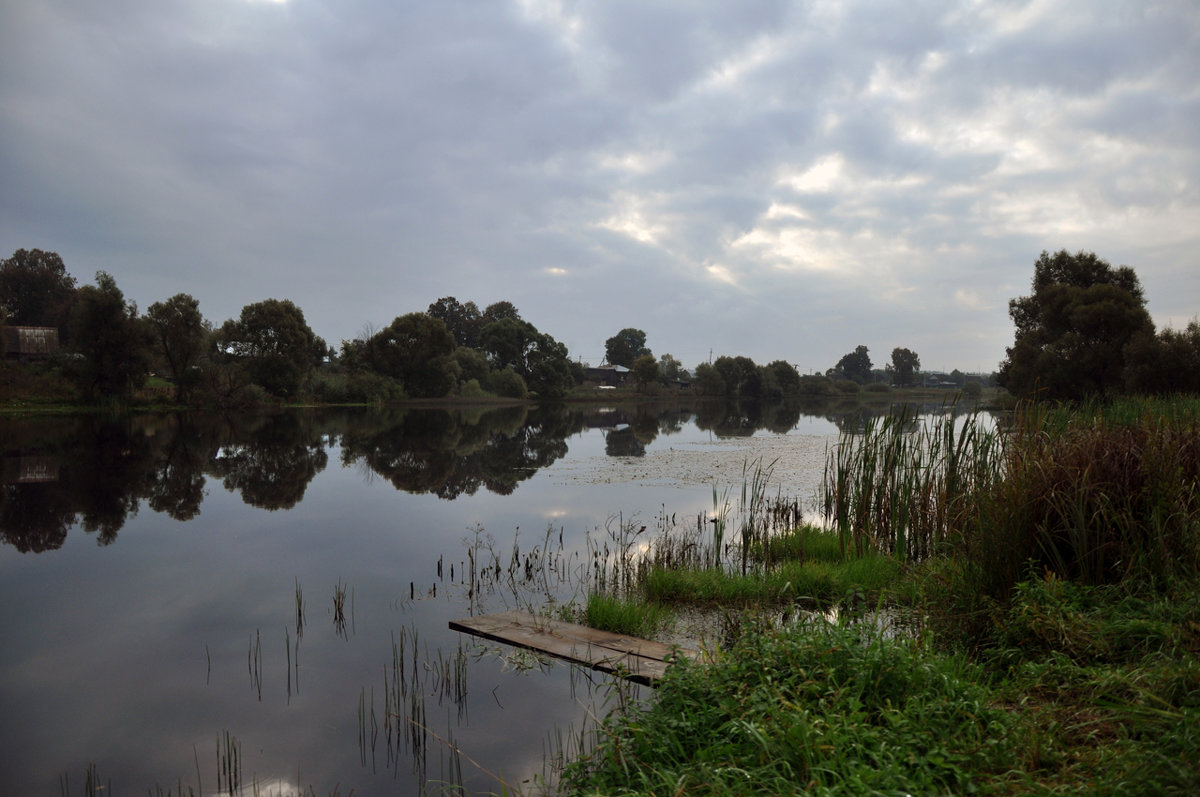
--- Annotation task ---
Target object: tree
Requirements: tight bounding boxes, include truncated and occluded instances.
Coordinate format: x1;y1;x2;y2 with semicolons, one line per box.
658;353;688;381
1123;321;1200;395
481;301;521;326
692;362;725;396
833;345;872;383
427;296;483;349
479;317;574;398
145;293;207;402
998;250;1154;400
0;248;77;332
632;354;658;391
366;313;459;398
68;272;152;399
713;355;761;397
604;328;650;368
219;299;324;397
764;360;800;397
889;348;920;387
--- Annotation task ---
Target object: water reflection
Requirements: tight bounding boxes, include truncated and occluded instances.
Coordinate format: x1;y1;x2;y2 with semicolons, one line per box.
0;397;990;794
0;398;980;554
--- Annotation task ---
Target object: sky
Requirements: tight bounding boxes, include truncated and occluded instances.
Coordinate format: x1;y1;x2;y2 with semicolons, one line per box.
2;0;1198;376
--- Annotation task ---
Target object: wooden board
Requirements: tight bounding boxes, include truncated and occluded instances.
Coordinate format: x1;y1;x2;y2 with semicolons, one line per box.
449;610;704;685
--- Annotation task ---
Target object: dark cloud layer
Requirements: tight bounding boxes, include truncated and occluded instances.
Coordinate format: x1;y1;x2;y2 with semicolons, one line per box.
2;0;1197;374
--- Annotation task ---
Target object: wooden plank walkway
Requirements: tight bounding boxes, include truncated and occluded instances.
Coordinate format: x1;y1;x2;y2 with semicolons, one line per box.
449;610;705;685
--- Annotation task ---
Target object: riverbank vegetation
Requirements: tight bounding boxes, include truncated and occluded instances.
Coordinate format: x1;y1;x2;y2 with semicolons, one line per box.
559;396;1200;795
4;248;992;412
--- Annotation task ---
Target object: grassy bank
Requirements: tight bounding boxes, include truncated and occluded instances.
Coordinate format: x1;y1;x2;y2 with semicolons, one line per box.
560;396;1200;795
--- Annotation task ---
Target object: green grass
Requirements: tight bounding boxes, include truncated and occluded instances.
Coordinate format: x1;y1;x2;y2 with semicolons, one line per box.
559;397;1200;795
562;576;1200;796
582;594;672;639
562;618;1019;795
641;555;900;607
629;524;902;607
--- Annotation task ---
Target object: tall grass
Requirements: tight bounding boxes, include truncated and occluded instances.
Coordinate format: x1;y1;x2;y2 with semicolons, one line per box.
820;404;1003;563
820;397;1200;601
964;396;1200;598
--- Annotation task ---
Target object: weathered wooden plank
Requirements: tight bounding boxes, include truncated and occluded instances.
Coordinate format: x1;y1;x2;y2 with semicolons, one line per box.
449;610;703;685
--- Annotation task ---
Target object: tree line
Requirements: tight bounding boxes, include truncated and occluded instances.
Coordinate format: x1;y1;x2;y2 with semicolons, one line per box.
3;246;1192;405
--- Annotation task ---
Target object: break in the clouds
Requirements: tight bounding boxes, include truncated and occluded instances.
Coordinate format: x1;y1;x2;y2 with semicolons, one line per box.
2;0;1197;373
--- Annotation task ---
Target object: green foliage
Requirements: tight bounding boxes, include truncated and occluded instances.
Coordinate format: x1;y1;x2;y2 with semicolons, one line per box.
583;594;670;638
144;293;207;402
1123;319;1200;395
796;374;836;396
481;300;521;326
218;299;324;398
641;555;899;606
999;250;1154;400
308;369;404;404
833;345;872;383
452;346;489;387
631;354;658;390
604;328;650;368
366;313;458;398
691;362;725;396
763;360;800;398
657;353;687;381
68;272;153;401
713;355;760;398
0;248;77;331
889;347;920;387
965;398;1200;597
479;317;574;398
426;296;483;348
821;406;1005;563
563;620;1016;795
485;366;528;399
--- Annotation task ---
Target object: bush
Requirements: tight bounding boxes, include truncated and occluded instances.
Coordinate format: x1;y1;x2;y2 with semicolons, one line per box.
457;378;493;399
865;382;890;393
796;374;836;396
486;367;527;399
834;379;860;394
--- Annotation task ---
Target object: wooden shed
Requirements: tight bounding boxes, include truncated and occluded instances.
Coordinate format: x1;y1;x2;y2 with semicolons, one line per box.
2;326;60;361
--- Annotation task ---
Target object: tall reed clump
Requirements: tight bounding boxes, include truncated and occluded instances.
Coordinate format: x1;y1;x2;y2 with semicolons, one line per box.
965;396;1200;599
820;405;1004;563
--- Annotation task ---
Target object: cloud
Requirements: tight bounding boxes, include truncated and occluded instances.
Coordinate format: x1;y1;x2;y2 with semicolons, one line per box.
1;0;1196;372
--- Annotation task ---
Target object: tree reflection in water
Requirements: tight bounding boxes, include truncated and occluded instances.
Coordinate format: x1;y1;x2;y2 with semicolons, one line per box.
1;399;931;554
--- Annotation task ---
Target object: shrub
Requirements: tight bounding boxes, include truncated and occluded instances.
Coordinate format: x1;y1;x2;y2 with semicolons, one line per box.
486;367;527;399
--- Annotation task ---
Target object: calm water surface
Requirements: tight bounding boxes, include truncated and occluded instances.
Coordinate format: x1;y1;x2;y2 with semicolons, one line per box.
0;401;882;795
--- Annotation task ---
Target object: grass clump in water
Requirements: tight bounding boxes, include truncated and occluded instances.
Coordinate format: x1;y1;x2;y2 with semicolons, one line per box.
582;593;671;639
641;525;901;607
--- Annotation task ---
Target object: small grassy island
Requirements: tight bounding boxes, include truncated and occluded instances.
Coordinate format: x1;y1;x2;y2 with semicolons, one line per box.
556;397;1200;796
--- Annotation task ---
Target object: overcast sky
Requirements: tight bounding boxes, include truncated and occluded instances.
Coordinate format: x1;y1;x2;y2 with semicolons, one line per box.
2;0;1197;374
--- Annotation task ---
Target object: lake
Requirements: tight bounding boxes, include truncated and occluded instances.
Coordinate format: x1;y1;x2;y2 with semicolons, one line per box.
0;400;918;795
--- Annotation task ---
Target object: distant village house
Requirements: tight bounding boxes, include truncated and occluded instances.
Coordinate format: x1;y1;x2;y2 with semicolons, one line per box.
584;363;630;387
